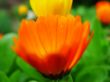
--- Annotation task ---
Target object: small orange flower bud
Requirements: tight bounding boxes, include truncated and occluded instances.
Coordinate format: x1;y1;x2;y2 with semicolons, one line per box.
0;34;3;39
96;1;110;24
18;5;28;15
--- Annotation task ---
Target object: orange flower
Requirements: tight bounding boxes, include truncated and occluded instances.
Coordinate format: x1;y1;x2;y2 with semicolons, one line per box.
0;34;3;39
96;1;110;24
13;15;93;79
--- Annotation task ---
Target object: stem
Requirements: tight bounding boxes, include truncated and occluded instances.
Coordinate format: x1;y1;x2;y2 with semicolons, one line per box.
52;80;59;82
51;74;73;82
56;80;59;82
52;80;54;82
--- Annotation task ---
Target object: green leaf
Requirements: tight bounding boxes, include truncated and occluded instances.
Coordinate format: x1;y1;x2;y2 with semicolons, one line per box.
0;33;16;73
71;6;87;16
0;10;12;33
81;18;105;66
72;17;109;82
76;6;86;17
9;70;29;82
16;58;50;82
28;80;38;82
75;66;109;82
0;71;9;82
59;74;73;82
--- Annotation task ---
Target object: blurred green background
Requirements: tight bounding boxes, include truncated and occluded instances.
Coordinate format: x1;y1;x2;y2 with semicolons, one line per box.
0;0;110;82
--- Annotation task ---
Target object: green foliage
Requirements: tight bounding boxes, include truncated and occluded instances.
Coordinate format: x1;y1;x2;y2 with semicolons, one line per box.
0;10;12;33
75;66;108;82
0;33;16;73
9;70;29;82
59;75;73;82
0;0;7;5
11;5;19;18
0;71;9;82
71;7;110;82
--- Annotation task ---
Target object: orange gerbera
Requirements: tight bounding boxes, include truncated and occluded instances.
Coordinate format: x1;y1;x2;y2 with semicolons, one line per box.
96;1;110;24
13;15;93;79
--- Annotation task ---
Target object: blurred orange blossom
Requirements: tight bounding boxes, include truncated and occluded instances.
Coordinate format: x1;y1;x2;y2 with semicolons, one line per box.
96;1;110;24
0;34;3;39
18;5;28;15
13;15;93;79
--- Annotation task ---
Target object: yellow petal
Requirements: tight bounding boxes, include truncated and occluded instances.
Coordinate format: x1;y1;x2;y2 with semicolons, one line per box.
30;0;73;16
